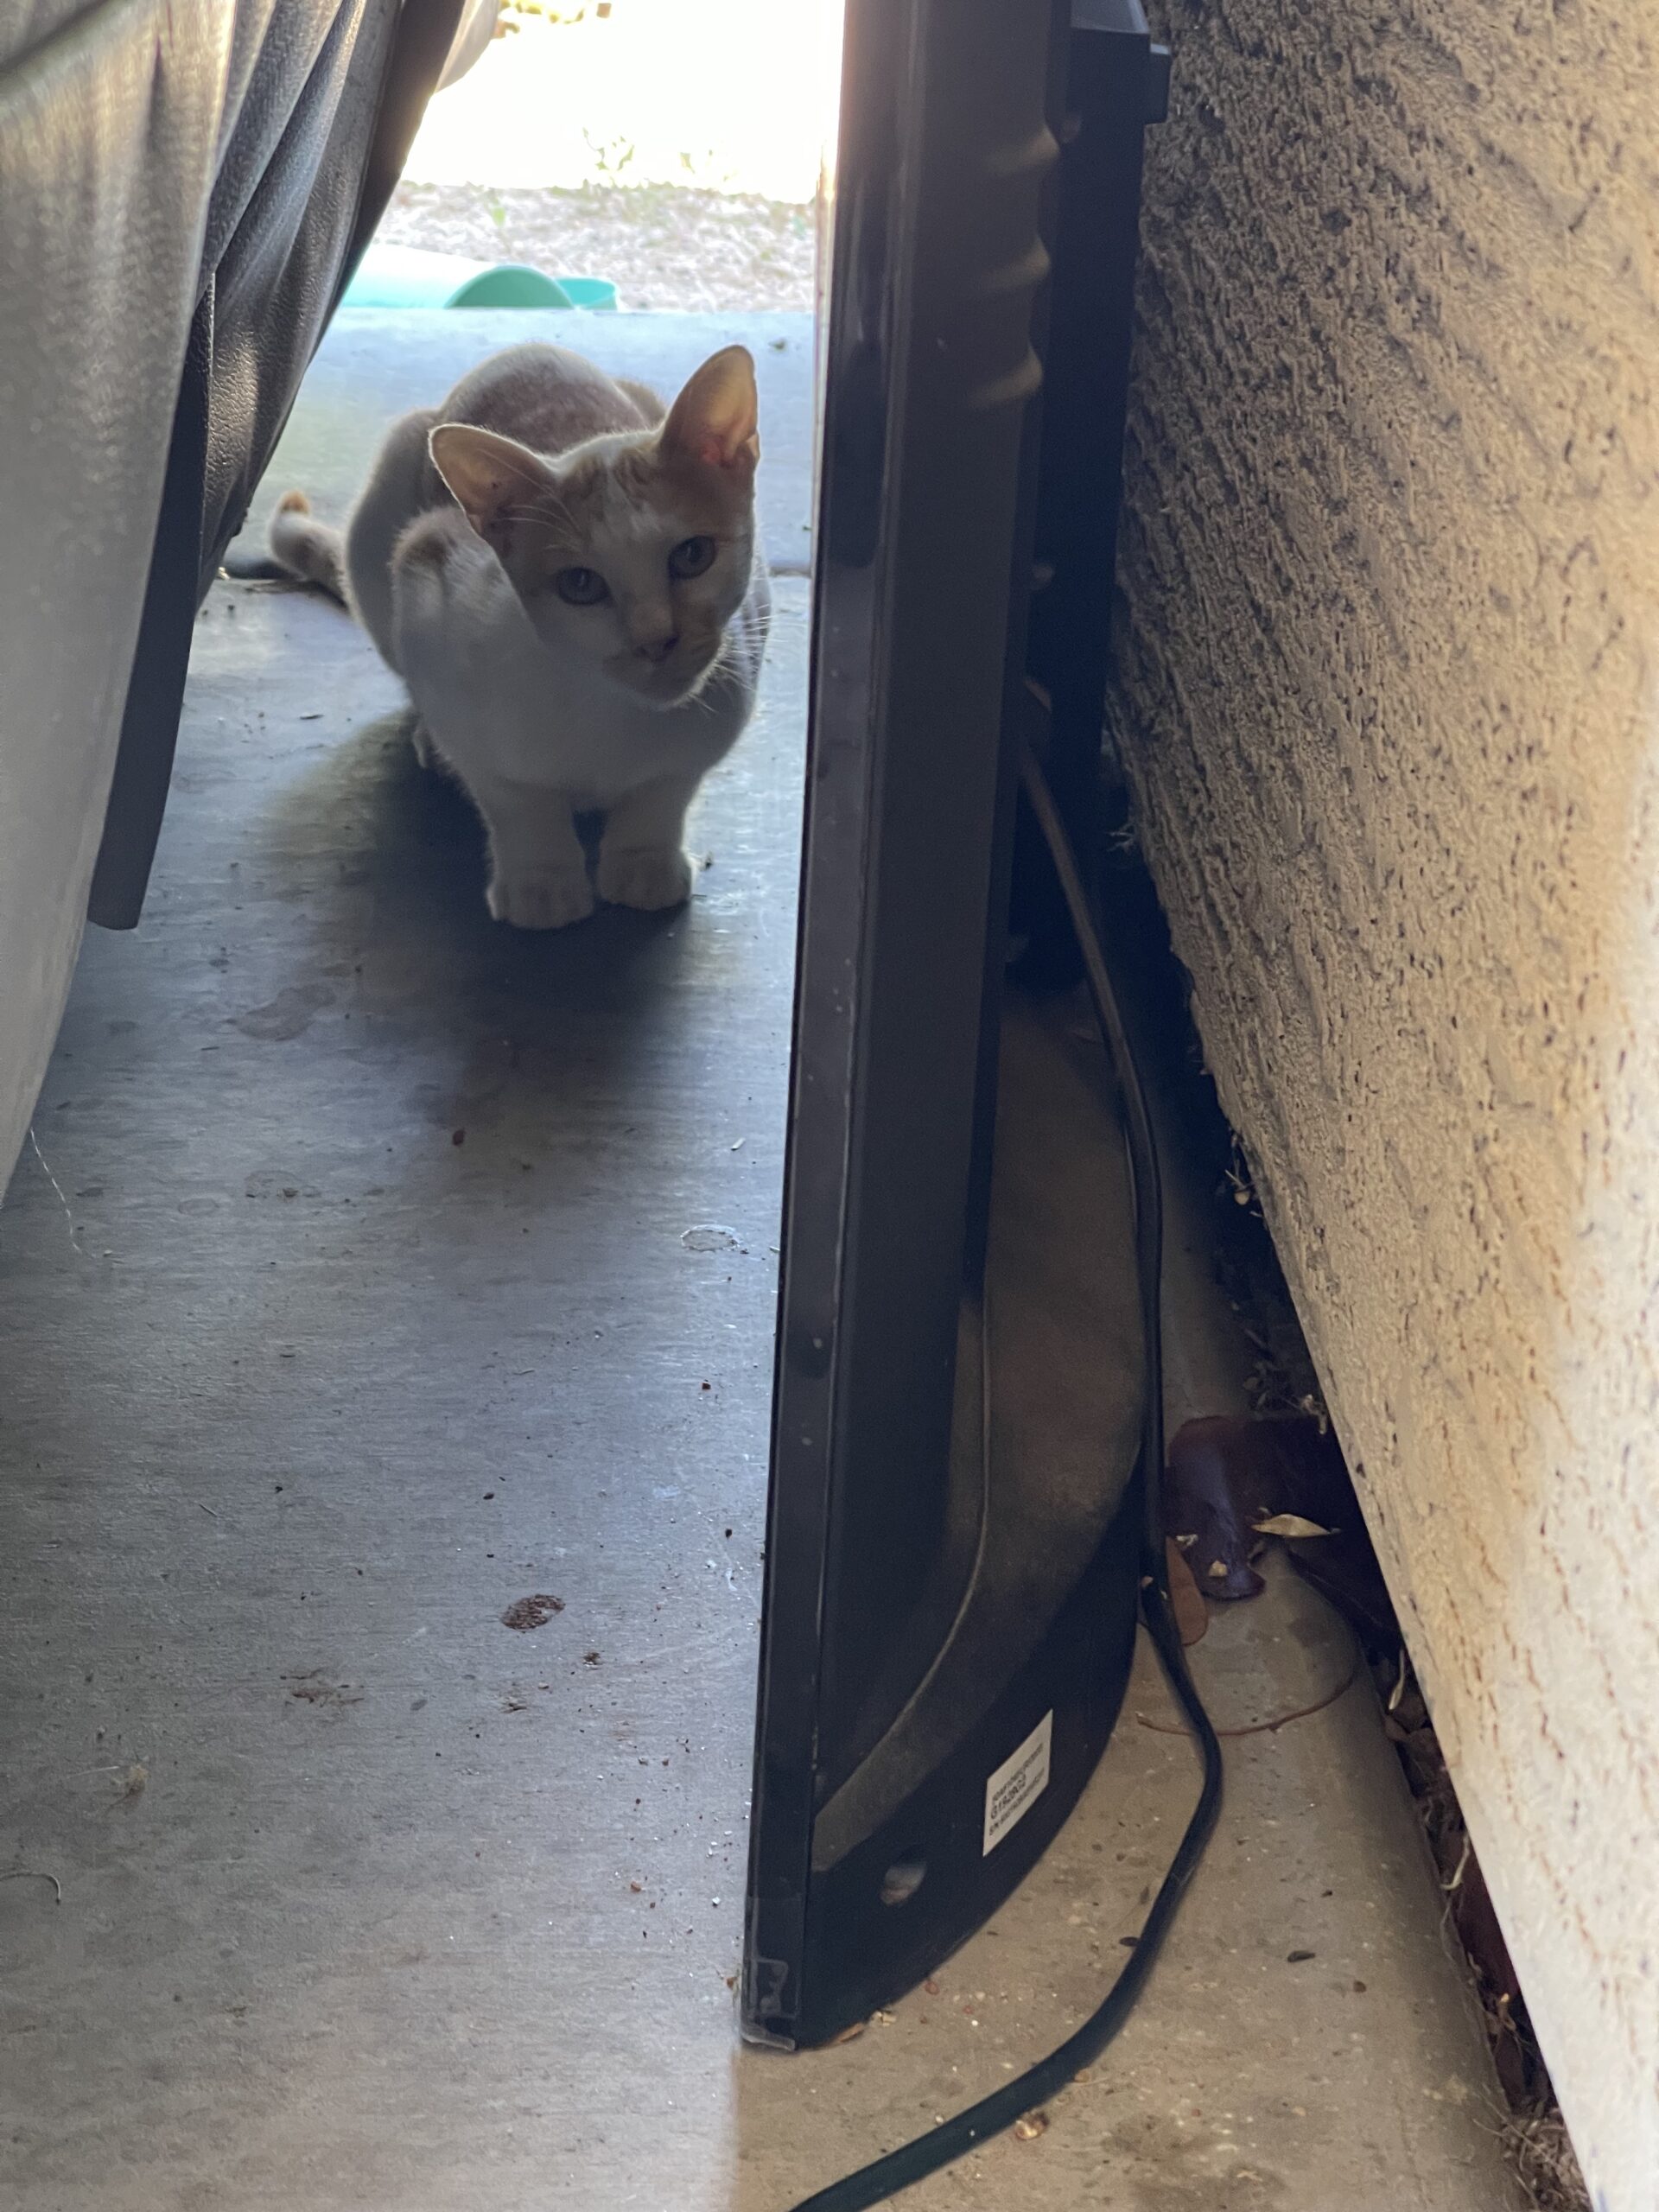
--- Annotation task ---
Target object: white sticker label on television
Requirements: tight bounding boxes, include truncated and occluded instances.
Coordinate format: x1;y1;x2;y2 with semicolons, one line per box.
982;1710;1053;1856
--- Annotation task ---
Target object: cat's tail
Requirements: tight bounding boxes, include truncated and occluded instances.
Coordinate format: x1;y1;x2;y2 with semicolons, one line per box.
266;490;348;602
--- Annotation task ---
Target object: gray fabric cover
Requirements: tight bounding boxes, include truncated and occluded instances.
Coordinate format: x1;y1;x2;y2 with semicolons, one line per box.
0;0;463;1197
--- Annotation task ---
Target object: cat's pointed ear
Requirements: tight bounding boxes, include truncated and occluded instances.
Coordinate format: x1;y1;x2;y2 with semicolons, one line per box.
661;346;760;473
429;423;554;556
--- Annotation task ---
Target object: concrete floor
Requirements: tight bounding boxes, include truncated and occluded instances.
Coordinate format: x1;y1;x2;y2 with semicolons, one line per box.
0;313;1517;2210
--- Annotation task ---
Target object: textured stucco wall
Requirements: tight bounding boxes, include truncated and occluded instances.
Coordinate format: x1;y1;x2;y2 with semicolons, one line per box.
1114;2;1658;2202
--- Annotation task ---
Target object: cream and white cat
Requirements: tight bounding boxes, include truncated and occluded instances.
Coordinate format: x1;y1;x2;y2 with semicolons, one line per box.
267;342;769;928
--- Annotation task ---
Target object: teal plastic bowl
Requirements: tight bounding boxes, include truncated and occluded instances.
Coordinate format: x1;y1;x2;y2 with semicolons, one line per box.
343;244;618;312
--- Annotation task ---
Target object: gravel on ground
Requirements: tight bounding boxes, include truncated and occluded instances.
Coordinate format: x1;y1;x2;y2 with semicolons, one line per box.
379;181;816;313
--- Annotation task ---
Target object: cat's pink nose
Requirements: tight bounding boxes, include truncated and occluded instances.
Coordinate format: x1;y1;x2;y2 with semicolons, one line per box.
635;632;679;665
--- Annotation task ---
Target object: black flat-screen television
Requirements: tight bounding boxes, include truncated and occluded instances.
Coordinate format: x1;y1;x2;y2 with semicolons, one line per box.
743;0;1171;2050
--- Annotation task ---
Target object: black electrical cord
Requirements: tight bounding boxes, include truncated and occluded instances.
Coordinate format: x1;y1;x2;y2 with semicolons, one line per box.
784;744;1224;2212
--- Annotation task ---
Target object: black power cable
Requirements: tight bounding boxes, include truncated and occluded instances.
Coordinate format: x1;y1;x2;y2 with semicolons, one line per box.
784;744;1224;2212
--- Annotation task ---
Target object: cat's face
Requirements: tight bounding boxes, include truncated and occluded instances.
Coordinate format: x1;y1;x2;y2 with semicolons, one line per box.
429;348;760;709
516;441;755;706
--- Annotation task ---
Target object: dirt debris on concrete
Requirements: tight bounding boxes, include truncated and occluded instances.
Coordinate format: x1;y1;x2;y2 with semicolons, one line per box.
501;1593;564;1630
285;1673;364;1707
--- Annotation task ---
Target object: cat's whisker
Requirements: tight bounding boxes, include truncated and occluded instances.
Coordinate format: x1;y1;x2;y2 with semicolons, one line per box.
498;500;575;532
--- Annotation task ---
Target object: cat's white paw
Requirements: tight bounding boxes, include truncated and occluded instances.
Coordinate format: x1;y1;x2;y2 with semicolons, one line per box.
597;845;695;912
487;868;595;931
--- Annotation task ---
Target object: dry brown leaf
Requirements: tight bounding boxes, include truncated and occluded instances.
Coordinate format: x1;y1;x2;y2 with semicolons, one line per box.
1164;1539;1209;1647
1252;1512;1334;1539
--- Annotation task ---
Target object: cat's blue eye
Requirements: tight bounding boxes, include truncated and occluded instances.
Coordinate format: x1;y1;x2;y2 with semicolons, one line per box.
555;566;608;606
668;536;717;581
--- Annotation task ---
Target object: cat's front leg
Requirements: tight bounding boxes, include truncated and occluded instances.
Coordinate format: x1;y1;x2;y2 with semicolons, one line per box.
596;773;702;912
470;776;594;930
